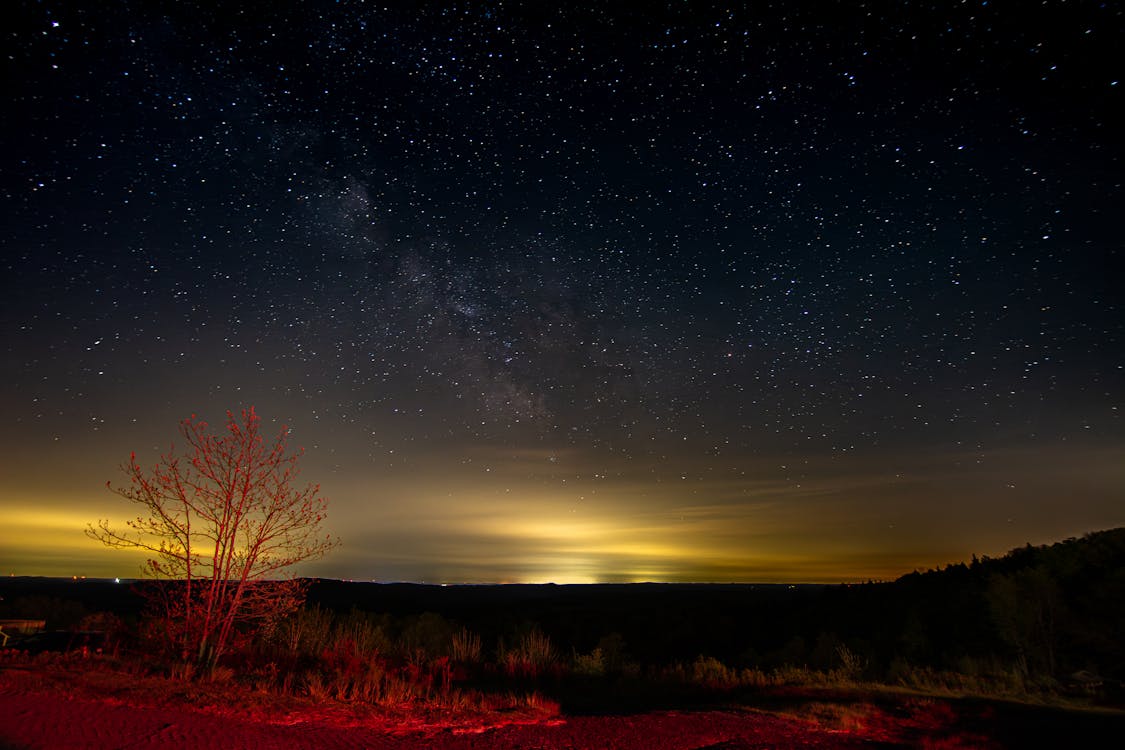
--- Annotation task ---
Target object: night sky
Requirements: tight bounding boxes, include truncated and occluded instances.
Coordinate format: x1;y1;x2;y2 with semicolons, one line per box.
3;2;1122;583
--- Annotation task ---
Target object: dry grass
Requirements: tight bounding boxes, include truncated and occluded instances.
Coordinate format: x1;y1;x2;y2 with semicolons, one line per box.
498;627;555;677
451;627;482;664
0;652;559;732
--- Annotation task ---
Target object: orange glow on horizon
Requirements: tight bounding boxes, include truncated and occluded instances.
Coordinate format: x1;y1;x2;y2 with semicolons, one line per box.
2;442;1122;583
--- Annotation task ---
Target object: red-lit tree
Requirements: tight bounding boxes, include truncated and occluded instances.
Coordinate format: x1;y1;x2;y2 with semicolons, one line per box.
88;407;337;669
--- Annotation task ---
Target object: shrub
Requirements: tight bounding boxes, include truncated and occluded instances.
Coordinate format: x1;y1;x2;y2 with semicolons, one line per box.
692;655;738;689
277;605;335;657
499;627;554;677
686;656;773;690
451;627;482;664
334;610;391;660
572;647;605;676
834;643;867;682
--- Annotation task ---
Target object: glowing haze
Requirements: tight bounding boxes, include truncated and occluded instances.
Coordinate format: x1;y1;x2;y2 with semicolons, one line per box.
2;3;1122;583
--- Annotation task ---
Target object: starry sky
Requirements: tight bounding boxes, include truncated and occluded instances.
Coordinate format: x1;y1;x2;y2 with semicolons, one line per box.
2;2;1122;583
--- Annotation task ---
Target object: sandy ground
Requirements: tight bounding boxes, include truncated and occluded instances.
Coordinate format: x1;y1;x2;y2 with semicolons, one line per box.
0;688;896;750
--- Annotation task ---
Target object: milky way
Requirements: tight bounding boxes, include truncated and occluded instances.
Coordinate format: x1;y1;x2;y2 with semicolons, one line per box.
2;2;1122;582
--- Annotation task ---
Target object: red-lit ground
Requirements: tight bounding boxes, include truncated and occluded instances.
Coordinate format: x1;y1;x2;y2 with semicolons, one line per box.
0;674;1002;750
0;689;979;750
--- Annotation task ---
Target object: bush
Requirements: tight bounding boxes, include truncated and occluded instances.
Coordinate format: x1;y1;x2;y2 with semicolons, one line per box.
692;655;738;689
277;605;336;658
499;627;555;677
834;643;867;682
451;627;482;664
572;647;605;676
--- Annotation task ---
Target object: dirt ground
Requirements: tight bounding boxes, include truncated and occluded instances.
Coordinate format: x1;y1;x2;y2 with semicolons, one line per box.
7;666;1123;749
0;686;918;750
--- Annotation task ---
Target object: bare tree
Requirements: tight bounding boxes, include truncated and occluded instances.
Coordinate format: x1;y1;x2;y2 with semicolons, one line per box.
88;407;338;668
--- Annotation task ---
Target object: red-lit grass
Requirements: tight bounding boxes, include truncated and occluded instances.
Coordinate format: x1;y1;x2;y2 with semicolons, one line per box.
0;650;559;734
